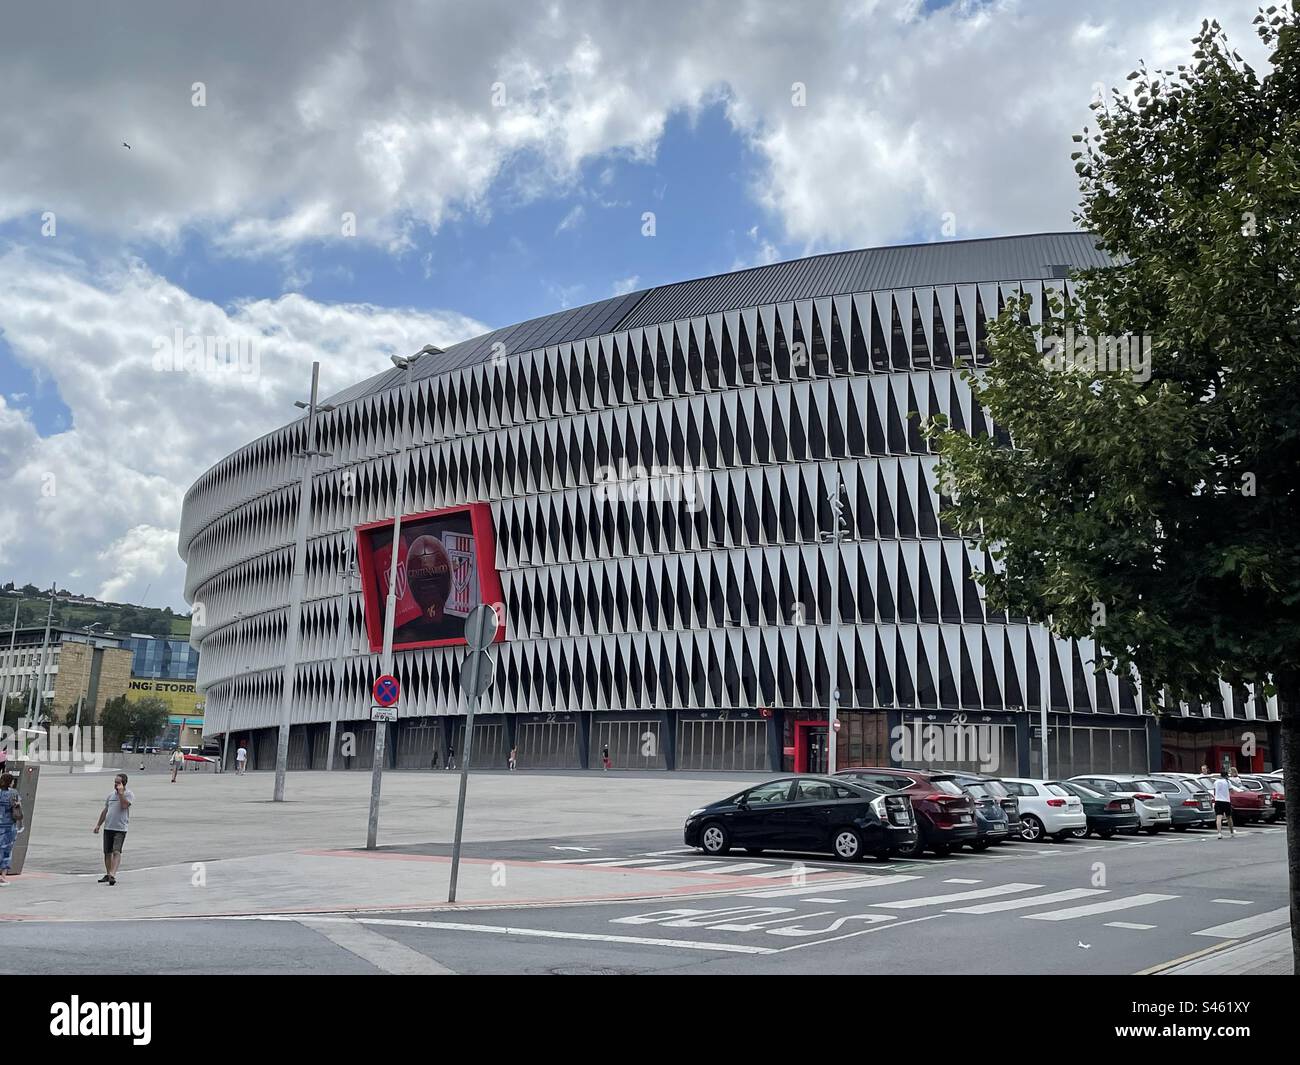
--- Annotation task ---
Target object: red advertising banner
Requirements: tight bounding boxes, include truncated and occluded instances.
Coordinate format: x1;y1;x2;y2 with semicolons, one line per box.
354;502;505;653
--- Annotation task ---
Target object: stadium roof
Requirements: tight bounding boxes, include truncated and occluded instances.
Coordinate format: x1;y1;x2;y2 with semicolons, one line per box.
325;231;1111;405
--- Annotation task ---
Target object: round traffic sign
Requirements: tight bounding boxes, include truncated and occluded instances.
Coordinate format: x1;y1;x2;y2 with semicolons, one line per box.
832;719;841;732
459;649;494;699
373;674;401;707
463;603;500;650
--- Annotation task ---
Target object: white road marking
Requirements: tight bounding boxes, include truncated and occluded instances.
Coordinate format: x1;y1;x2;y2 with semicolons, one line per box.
272;913;776;954
537;856;664;866
1106;922;1156;930
945;888;1105;914
1191;906;1290;940
696;862;779;875
803;898;847;903
873;883;1040;910
1023;893;1177;921
749;866;817;878
944;878;983;884
741;874;922;899
649;860;725;871
295;916;455;975
1211;898;1254;906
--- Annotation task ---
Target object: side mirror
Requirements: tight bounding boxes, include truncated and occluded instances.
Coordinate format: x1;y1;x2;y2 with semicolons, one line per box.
736;795;749;809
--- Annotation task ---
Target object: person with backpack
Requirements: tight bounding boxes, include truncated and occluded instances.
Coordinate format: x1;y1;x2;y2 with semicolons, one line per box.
0;772;24;885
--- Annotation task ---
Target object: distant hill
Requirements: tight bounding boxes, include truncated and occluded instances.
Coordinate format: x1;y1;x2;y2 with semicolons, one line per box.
1;586;190;639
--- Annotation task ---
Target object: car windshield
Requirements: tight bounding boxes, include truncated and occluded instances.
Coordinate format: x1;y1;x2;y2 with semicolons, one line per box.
964;783;992;798
1045;783;1072;797
980;779;1010;798
1129;779;1164;792
927;777;966;796
1063;781;1104;799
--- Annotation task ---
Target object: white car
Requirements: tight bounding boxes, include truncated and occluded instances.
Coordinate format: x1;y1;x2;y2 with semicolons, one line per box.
1001;778;1088;842
1069;774;1173;834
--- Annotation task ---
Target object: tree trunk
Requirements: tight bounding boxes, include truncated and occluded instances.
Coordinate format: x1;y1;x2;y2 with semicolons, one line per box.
1277;673;1300;973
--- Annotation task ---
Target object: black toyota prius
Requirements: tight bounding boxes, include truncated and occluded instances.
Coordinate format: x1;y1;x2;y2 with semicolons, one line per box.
683;775;918;862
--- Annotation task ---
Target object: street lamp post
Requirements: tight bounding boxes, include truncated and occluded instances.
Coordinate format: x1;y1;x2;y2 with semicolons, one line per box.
328;551;358;772
26;594;54;726
825;472;848;776
366;345;438;849
273;364;335;802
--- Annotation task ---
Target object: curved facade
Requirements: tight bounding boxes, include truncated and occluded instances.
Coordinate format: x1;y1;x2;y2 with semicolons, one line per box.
179;233;1282;776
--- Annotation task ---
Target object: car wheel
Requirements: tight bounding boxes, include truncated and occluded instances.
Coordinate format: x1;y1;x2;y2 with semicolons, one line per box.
744;847;765;855
1020;815;1045;842
832;828;865;862
895;834;925;859
1069;825;1088;839
700;822;731;856
970;839;990;851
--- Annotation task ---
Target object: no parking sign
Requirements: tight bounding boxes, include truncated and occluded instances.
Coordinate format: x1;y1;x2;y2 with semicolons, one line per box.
373;674;401;707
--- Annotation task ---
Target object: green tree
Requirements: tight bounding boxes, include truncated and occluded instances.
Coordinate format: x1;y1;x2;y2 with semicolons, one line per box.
100;695;134;748
928;9;1300;965
101;695;170;751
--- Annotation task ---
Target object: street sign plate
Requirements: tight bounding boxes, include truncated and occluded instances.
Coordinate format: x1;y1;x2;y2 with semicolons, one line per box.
370;704;397;723
459;649;493;699
373;674;400;707
463;604;500;650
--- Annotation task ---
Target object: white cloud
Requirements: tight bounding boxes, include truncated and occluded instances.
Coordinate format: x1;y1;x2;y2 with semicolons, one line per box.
0;250;487;607
0;1;1265;255
611;275;639;295
555;204;586;234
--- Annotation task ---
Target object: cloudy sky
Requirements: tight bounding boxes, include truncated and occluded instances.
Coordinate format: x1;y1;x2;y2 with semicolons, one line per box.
0;0;1264;610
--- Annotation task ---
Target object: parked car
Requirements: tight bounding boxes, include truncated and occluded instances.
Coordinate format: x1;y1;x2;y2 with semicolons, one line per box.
955;778;1013;849
835;768;978;857
1000;778;1088;841
1056;780;1142;838
948;771;1022;838
684;775;918;862
1238;775;1285;822
1068;774;1172;833
1189;774;1274;824
1147;774;1215;830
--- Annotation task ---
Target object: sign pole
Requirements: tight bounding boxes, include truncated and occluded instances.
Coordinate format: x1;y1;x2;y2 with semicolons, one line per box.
448;605;500;904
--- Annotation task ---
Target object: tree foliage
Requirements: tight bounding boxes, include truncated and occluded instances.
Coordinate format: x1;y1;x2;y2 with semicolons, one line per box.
928;8;1300;702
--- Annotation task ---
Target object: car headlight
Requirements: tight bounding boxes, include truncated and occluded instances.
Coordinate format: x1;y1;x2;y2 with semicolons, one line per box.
688;808;705;818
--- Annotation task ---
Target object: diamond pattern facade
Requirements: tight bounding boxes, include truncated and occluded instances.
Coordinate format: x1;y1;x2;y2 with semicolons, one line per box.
179;235;1280;774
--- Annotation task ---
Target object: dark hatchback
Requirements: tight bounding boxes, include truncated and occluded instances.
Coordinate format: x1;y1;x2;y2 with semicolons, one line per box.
684;775;918;862
1057;780;1141;838
835;768;978;856
948;772;1022;843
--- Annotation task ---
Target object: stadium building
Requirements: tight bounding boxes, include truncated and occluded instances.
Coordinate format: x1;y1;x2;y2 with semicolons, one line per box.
178;234;1283;776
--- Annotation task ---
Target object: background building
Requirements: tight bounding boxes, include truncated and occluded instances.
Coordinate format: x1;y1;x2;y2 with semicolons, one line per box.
0;626;133;725
178;234;1281;775
122;635;205;748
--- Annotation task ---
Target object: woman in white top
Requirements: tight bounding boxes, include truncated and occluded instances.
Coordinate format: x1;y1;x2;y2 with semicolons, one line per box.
1213;772;1235;837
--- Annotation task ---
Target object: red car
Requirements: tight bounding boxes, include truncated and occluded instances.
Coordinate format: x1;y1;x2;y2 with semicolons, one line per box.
1239;775;1285;822
1194;775;1274;824
836;767;978;857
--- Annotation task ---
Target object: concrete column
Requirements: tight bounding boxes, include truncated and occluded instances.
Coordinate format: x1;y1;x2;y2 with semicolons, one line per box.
577;711;591;770
1145;713;1162;773
886;709;903;767
1015;713;1032;777
661;710;676;772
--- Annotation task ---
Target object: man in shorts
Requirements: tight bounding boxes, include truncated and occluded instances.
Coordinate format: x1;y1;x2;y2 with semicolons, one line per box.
1213;770;1235;839
235;744;248;775
93;773;134;885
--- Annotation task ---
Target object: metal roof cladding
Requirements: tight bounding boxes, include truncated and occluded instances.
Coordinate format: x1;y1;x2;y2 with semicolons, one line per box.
325;231;1112;405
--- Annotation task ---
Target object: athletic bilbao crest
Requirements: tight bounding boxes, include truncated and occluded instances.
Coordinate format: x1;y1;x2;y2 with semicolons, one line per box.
443;531;478;617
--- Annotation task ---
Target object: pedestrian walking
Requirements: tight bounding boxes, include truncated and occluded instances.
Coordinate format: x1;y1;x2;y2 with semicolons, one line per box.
0;772;23;886
235;743;247;776
93;773;134;885
508;746;517;771
430;748;439;770
170;747;185;782
601;743;611;771
1213;770;1235;838
446;744;456;770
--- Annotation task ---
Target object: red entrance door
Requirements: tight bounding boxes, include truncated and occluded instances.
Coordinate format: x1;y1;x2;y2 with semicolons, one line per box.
794;721;829;773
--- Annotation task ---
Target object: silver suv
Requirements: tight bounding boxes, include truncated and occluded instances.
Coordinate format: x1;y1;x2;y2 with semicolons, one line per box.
1068;774;1173;834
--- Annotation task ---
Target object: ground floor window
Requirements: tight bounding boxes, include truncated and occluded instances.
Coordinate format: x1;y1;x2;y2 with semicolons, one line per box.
1031;721;1148;778
676;718;768;771
895;713;1019;776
